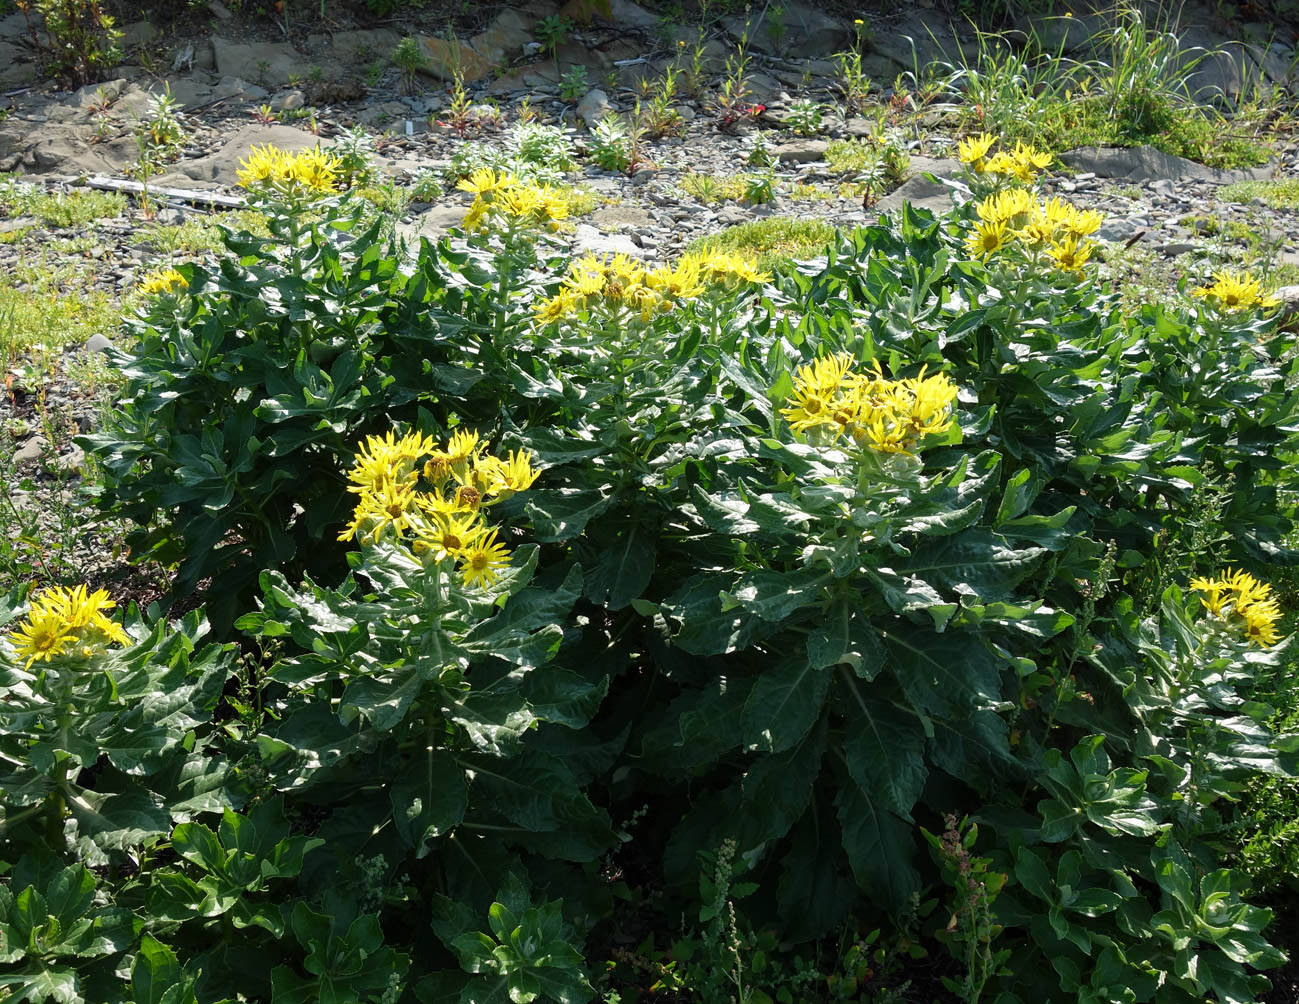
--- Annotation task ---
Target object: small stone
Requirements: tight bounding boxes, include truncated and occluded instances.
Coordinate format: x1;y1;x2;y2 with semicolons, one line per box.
50;445;85;477
774;139;828;164
85;333;113;354
576;88;611;129
13;436;49;465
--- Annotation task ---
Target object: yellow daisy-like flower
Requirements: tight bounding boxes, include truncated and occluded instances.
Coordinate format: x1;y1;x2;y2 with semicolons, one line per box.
456;168;516;198
1190;569;1284;647
965;219;1009;259
236;144;288;188
976;188;1033;226
1011;140;1052;172
417;510;485;563
1191;270;1280;312
1062;206;1104;238
8;584;129;668
480;449;541;500
288;147;341;194
957;132;997;169
459;528;512;589
139;267;187;297
9;604;73;668
1046;236;1094;274
535;290;581;324
339;478;421;543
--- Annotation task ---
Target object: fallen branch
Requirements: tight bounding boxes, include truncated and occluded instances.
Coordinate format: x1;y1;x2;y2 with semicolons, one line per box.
80;175;245;209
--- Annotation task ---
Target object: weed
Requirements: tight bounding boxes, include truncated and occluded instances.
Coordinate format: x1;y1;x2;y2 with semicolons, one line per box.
1219;179;1299;209
17;0;122;86
135;83;186;158
391;36;426;95
588;113;632;172
783;98;824;137
0;181;125;228
834;18;873;116
685;215;837;271
559;64;589;103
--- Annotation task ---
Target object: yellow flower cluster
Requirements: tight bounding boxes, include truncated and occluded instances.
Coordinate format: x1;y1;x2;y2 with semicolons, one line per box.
957;133;1053;182
8;585;129;669
779;352;958;454
236;144;341;196
339;429;540;589
1189;569;1283;647
535;250;770;324
138;267;187;296
456;169;572;231
966;189;1103;274
1191;270;1281;312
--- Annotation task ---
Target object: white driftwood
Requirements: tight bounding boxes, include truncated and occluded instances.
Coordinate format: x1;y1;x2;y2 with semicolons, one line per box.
81;175;245;209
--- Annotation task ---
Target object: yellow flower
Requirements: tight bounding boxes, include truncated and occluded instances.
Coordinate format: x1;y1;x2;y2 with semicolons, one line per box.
340;478;421;543
139;267;187;296
965;219;1008;259
8;584;128;668
459;528;512;589
1191;270;1280;311
1190;569;1284;647
1011;140;1052;172
345;430;431;496
456;168;516;198
1046;236;1094;274
237;144;339;196
417;510;485;563
9;605;73;668
481;449;540;500
976;188;1032;225
957;132;997;168
1016;219;1058;248
535;290;580;323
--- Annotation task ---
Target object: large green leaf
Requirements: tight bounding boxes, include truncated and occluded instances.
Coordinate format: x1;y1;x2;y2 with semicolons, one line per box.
834;781;922;910
391;751;469;858
840;701;928;820
741;654;831;753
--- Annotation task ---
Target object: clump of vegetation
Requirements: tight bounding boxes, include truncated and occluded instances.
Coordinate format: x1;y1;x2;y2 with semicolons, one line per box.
0;176;126;227
1220;179;1299;209
17;0;122;86
685;216;838;271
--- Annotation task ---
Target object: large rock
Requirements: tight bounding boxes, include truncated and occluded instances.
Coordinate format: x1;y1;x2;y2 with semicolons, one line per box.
774;138;828;164
0;39;37;90
871;157;961;217
174;122;321;183
329;28;402;66
396;205;466;245
419;8;538;83
0;121;137;175
576;87;610;128
1059;145;1275;184
724;1;849;58
574;222;645;257
210;35;303;88
561;0;657;29
867;10;966;74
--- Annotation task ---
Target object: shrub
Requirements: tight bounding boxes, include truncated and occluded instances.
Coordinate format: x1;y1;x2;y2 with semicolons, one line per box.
17;0;122;86
52;138;1299;1004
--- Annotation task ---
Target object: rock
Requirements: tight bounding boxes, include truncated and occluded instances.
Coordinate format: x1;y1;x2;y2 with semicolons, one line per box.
120;20;157;52
13;436;48;465
396;205;466;245
50;445;86;477
1274;285;1299;327
724;1;848;58
0;12;27;40
1157;242;1197;257
175;123;321;183
1059;146;1275;185
1097;217;1143;242
4;122;137;176
590;206;653;229
1148;178;1177;199
867;10;963;75
329;28;402;66
563;0;658;28
1029;11;1104;54
210;75;269;102
208;0;234;19
271;88;305;111
418;8;537;84
873;169;957;217
162;72;216;108
0;40;37;90
774;139;828;164
576;88;611;128
574;223;646;257
85;333;113;355
210;35;303;89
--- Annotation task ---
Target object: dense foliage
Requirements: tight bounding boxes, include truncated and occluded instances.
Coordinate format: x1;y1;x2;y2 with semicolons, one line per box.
4;146;1299;1004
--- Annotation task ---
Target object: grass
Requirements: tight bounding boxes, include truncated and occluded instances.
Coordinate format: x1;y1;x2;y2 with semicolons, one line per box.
139;210;272;254
931;8;1278;171
1219;180;1299;209
0;178;127;228
0;256;119;370
685;217;839;272
681;172;753;205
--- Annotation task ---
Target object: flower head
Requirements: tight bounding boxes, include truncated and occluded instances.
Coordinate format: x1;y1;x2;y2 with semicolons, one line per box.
8;584;128;668
459;528;512;589
1191;270;1280;312
139;267;187;297
1189;569;1284;646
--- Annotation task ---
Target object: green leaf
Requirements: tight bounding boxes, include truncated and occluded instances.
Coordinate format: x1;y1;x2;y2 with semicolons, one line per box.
805;600;886;676
391;751;469;857
741;655;831;753
840;701;927;820
729;568;832;622
834;782;921;911
132;935;183;1004
879;627;1002;717
583;519;656;610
